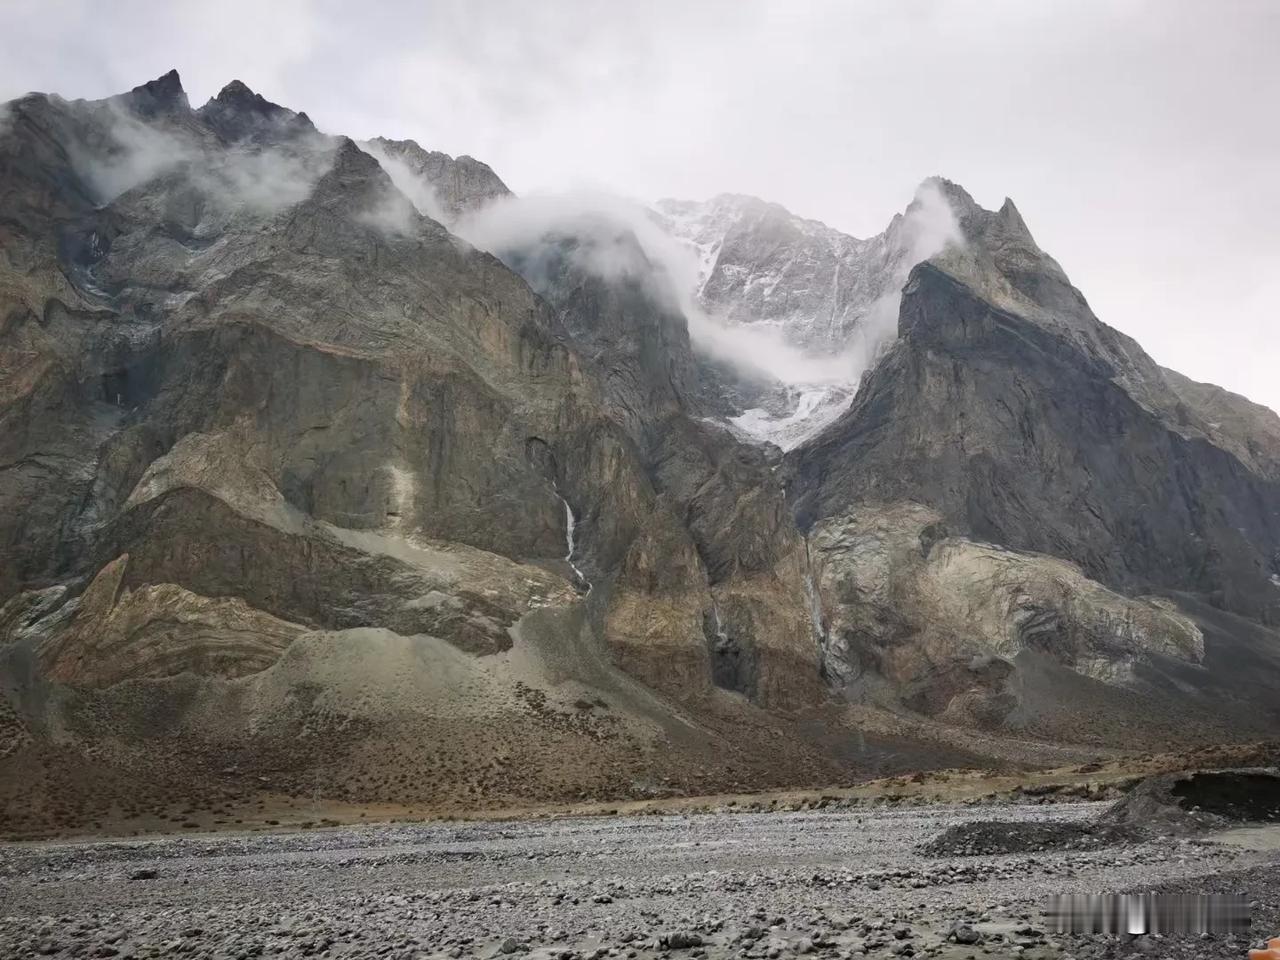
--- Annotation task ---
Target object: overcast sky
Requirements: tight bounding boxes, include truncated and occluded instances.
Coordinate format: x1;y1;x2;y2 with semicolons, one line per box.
2;0;1277;412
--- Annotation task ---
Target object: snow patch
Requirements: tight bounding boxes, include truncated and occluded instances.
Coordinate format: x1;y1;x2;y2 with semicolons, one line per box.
730;384;854;451
458;184;962;450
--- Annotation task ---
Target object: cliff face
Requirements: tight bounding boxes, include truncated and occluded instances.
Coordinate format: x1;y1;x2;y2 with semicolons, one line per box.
1;74;1279;835
361;136;511;226
791;185;1280;626
788;183;1280;737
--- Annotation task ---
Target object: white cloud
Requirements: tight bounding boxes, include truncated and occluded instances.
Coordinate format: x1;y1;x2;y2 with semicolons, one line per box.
456;179;962;397
358;138;445;223
354;182;420;237
70;100;334;213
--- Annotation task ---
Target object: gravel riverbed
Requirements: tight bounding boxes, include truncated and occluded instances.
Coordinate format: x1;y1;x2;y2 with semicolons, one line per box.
2;802;1276;960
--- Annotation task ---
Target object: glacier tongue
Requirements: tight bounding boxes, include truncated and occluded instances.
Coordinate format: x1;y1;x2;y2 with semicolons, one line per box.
729;384;855;450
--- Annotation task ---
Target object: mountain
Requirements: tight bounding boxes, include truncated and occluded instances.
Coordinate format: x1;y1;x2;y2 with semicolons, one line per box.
0;72;1277;836
789;181;1280;739
654;184;960;448
360;136;511;226
792;182;1280;620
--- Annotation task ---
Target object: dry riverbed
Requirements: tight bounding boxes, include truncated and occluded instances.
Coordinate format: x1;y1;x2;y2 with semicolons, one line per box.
2;801;1278;960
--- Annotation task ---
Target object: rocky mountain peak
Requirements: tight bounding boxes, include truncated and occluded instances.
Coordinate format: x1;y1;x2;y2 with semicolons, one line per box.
302;137;390;214
211;79;257;104
327;136;382;178
920;175;976;208
997;196;1030;234
917;179;1037;255
705;192;786;217
116;68;189;118
197;78;316;144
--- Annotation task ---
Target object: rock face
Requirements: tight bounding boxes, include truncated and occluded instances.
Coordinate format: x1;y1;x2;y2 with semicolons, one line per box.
0;72;838;833
197;79;318;144
361;136;511;225
791;184;1280;626
1;73;1279;832
37;554;307;686
789;182;1280;740
802;503;1262;743
485;208;822;709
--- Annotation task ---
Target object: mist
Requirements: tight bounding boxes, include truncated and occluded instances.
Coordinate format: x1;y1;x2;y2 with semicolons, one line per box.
70;100;336;215
457;191;847;385
847;178;965;375
53;88;964;444
353;179;421;237
457;180;961;390
358;138;446;223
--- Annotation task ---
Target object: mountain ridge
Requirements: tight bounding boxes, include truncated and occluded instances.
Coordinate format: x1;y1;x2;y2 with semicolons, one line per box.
1;71;1277;837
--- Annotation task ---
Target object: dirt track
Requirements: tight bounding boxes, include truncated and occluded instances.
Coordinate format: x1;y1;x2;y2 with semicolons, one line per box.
2;801;1277;960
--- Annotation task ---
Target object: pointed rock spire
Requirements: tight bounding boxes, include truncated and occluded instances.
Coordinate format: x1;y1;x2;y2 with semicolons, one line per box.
119;68;190;118
196;79;316;144
997;197;1034;240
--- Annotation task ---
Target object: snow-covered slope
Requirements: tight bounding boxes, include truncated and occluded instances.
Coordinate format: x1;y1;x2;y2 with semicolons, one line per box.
654;183;961;448
658;194;894;351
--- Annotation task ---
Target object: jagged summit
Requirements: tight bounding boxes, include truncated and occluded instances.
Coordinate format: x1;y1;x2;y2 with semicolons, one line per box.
365;136;509;187
916;179;1044;261
212;79;258;103
116;68;189;118
659;191;857;245
997;196;1030;233
196;77;316;144
205;78;308;122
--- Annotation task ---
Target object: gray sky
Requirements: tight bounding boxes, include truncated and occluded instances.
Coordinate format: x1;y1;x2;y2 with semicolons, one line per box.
3;0;1277;412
